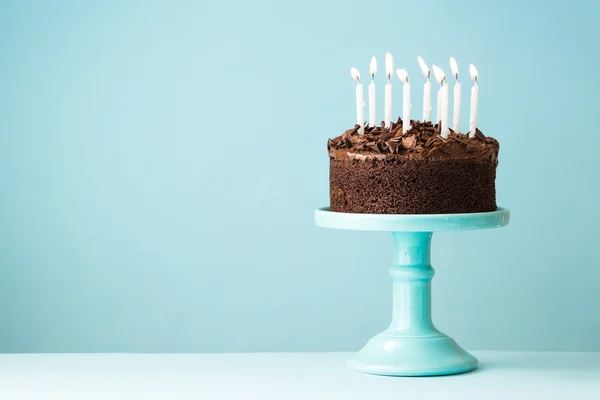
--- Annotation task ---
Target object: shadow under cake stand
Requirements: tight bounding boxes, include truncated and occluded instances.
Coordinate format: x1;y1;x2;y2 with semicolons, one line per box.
314;207;510;376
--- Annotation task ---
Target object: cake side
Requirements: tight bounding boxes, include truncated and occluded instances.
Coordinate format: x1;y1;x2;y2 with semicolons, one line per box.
328;120;499;214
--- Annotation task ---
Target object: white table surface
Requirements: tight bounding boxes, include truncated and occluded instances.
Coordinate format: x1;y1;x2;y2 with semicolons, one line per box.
0;351;598;399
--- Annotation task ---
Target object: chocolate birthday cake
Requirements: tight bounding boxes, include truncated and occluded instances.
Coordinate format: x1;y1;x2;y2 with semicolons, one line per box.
328;119;499;214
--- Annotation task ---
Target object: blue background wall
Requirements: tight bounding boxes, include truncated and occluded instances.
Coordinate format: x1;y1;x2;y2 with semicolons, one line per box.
0;0;598;352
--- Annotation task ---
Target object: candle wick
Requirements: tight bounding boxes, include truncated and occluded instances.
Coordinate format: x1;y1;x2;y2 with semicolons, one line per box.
371;74;375;82
455;73;459;82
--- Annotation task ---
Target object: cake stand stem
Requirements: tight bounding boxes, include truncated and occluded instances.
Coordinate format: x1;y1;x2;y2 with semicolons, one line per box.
347;231;478;376
389;232;439;336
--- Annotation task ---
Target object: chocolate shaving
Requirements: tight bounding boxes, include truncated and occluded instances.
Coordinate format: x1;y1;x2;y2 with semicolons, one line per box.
366;142;381;153
367;143;379;152
474;129;486;141
453;137;469;145
327;120;497;159
380;132;394;140
327;138;334;150
425;136;438;148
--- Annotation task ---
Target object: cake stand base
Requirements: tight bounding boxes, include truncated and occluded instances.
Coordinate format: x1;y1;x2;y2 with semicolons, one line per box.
314;207;510;377
349;332;477;376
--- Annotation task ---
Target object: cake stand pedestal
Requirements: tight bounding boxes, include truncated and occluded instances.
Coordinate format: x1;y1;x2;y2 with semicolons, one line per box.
314;207;510;377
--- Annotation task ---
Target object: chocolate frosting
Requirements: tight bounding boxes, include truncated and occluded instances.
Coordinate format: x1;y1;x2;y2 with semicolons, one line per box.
328;119;499;163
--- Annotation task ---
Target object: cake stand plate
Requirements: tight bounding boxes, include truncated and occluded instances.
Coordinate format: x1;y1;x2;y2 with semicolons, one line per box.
314;207;510;377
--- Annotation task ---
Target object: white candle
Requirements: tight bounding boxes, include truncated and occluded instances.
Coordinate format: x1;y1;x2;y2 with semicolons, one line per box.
396;69;411;133
450;57;461;133
436;84;442;126
469;64;479;138
368;56;377;127
417;55;431;122
350;67;365;134
432;65;449;138
442;84;449;138
384;52;393;128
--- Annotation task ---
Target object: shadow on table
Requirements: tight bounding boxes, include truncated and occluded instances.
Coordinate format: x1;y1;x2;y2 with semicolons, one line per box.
476;353;600;374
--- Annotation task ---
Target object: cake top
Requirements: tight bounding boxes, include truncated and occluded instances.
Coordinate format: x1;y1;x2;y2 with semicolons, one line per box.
328;119;499;163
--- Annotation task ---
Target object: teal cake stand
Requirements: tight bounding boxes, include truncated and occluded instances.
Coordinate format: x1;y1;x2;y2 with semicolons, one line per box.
314;207;510;376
